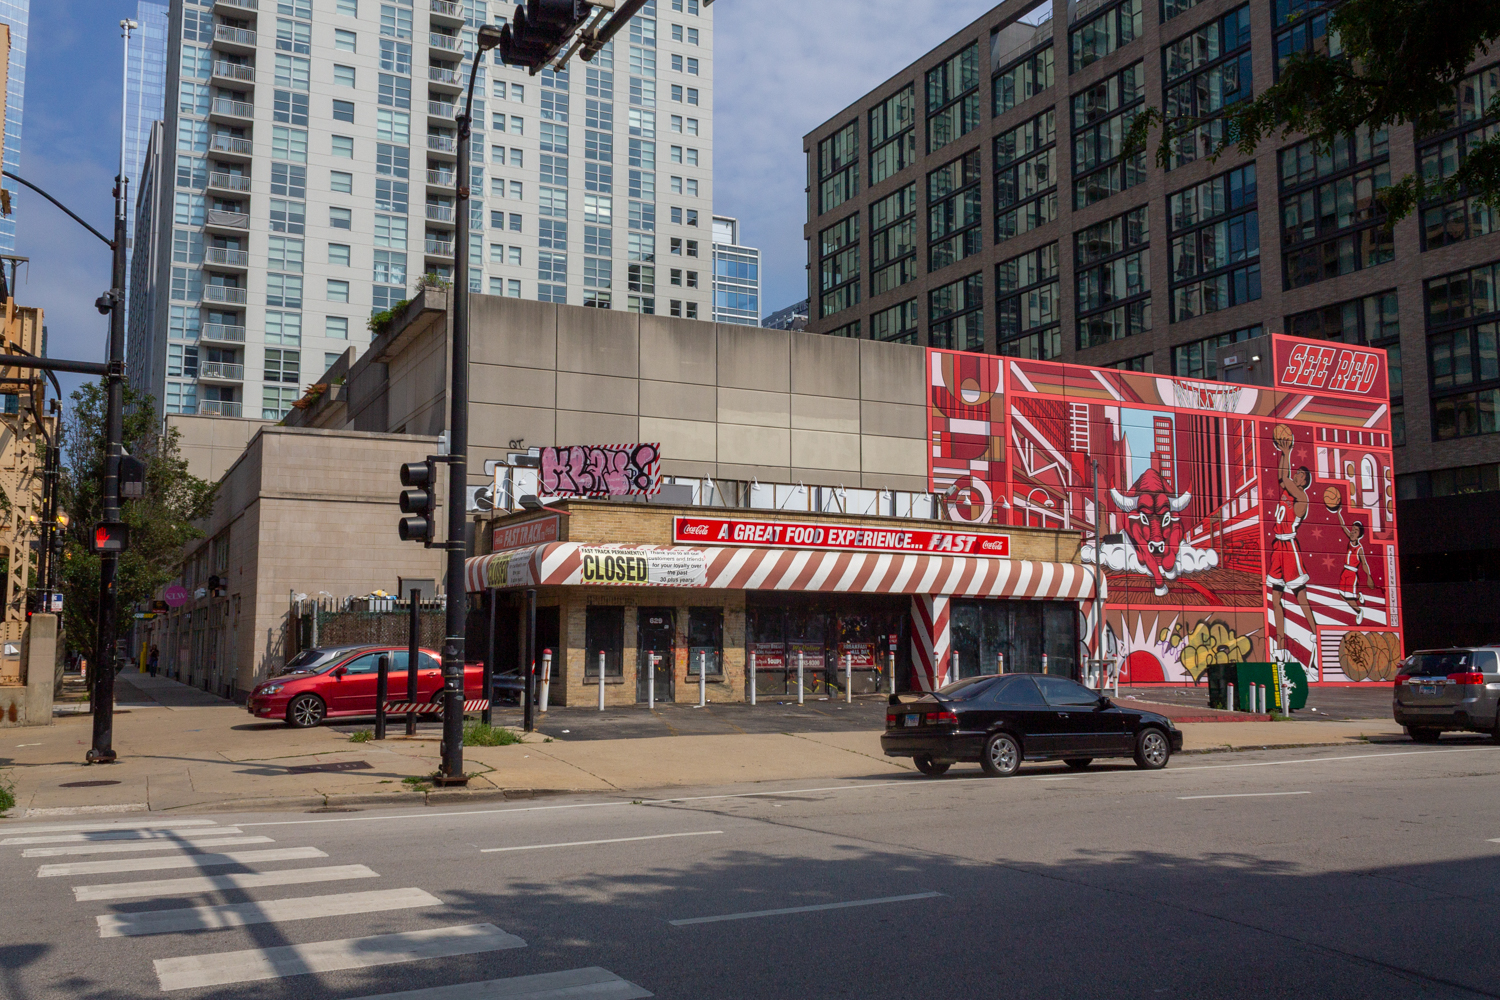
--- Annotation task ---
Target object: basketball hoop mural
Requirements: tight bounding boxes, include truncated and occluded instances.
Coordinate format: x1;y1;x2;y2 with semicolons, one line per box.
927;334;1402;685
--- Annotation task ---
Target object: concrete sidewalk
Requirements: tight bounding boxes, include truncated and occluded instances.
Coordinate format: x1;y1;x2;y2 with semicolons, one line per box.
0;674;1413;818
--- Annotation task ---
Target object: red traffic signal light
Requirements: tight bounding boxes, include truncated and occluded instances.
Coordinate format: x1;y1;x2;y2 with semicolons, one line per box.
91;521;129;554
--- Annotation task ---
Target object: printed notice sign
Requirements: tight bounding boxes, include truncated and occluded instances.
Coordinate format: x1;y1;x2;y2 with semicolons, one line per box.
578;547;708;588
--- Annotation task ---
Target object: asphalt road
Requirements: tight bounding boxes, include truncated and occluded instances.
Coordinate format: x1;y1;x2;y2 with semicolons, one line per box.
6;737;1500;998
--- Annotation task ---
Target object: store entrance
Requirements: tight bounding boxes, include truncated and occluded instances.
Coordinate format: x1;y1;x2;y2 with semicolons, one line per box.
949;599;1078;680
746;594;905;698
636;607;676;703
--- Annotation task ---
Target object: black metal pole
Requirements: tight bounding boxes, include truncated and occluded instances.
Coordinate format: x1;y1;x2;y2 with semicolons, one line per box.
406;588;419;736
523;588;536;733
482;590;494;726
375;653;389;740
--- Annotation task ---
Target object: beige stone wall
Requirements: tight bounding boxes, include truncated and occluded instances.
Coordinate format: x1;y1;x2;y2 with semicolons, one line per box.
168;413;274;484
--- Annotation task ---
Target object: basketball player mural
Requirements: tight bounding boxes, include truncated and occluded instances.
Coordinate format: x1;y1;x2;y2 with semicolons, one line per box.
1336;511;1375;624
1268;424;1319;675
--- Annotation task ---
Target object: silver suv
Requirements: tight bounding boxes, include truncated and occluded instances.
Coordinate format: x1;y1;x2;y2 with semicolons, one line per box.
1393;648;1500;742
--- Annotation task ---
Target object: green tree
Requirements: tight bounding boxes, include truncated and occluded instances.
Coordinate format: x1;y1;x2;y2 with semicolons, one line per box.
58;382;218;656
1128;0;1500;220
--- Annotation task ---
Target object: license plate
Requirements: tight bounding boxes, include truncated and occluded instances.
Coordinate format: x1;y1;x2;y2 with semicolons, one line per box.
1420;684;1437;695
904;714;920;727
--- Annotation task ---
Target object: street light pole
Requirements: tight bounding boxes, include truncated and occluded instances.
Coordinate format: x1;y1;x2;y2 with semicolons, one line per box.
437;24;504;785
87;18;137;764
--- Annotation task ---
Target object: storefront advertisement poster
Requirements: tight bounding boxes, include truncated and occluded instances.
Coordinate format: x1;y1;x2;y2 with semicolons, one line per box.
750;642;786;671
485;548;537;589
577;547;708;588
674;515;1009;556
839;642;877;669
491;515;560;552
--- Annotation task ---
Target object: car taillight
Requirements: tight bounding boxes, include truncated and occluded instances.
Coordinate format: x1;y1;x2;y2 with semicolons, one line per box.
886;713;900;727
1394;674;1411;684
1448;672;1485;685
926;710;958;726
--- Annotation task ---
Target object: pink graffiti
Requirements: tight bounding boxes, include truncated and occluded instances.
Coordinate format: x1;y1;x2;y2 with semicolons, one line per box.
539;443;661;497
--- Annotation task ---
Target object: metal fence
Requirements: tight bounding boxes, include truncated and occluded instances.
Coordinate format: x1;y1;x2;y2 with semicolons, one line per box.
286;594;449;658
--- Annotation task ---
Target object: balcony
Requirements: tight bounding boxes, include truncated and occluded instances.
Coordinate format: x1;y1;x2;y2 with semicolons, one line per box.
209;134;253;159
426;168;456;187
211;60;255;84
426;204;455;224
205;209;250;230
429;66;462;91
201;323;247;344
210;97;255;122
427;134;457;156
204;247;249;268
199;362;245;382
203;285;248;305
206;171;251;194
428;100;457;119
429;0;463;21
425;237;454;257
213;24;258;52
428;32;461;54
198;400;244;418
215;0;258;10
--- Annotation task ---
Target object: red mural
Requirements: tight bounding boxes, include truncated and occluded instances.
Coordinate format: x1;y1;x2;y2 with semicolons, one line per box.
927;337;1402;684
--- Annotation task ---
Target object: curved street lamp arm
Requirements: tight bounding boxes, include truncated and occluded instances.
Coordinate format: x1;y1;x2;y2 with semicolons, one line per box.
2;170;116;250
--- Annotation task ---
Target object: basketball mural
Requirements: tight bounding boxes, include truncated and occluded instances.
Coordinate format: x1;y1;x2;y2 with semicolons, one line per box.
928;334;1401;683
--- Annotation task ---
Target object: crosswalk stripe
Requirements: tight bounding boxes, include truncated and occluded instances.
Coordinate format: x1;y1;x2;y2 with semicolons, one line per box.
3;827;244;846
153;922;527;991
342;966;654;1000
0;819;218;837
73;864;379;902
25;836;274;858
39;846;326;878
98;887;442;938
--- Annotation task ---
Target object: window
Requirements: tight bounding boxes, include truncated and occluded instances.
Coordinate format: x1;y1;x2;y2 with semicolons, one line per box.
818;120;859;215
167;344;200;379
269;198;305;235
1168;164;1259;321
266;273;303;308
332;99;355;124
928;149;983;273
819;214;860;318
1418;63;1500;249
332;135;355;158
871;299;919;344
376;143;410;180
866;184;918;298
373;283;405;312
1070;0;1142;72
337;0;357;14
373;249;406;286
272;89;309;126
378;73;411;110
376;109;409;145
374;214;407;248
272;126;309;162
335;28;357;52
379;38;412;75
267;236;304;272
929;272;984;351
686;240;698;257
278;0;312;18
512;115;526;135
994;45;1054;117
1076;204;1150;349
1426;260;1500;440
334;64;356;87
263;386;299;420
1171;324;1262;379
1072;61;1146;208
926;43;981;154
330;207;352;230
687;57;699;75
330;171;353;194
326;316;349;340
264;348;301;384
166;382;198;415
995;109;1058;244
275;53;311;90
998;243;1060;359
1162;6;1253;168
869;84;916;185
277;17;311;54
1273;0;1343;77
1280;128;1392;289
265;310;301;346
327;279;350;303
1287;290;1399;345
670;53;683;72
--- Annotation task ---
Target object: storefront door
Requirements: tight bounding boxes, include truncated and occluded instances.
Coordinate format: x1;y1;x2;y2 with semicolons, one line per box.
637;607;675;702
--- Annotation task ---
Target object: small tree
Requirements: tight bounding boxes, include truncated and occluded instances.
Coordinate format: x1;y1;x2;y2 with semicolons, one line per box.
58;382;218;657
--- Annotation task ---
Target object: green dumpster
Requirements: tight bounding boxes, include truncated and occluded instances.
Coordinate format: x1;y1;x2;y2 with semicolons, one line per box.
1233;662;1308;713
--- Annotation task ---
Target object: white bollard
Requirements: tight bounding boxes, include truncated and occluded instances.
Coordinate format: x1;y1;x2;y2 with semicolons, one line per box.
540;650;552;712
797;651;805;706
998;652;1005;674
597;651;606;711
845;653;852;704
1041;652;1049;675
750;651;757;706
1227;682;1236;712
888;651;895;695
648;653;656;710
698;650;707;708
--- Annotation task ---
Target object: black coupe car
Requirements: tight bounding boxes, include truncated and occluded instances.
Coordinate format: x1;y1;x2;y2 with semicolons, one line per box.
881;673;1183;776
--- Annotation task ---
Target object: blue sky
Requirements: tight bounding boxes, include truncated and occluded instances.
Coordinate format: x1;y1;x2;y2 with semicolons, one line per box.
20;0;1006;401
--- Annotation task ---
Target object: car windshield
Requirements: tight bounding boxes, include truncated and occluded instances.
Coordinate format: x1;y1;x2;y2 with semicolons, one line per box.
278;649;336;675
1404;651;1473;676
936;676;1000;701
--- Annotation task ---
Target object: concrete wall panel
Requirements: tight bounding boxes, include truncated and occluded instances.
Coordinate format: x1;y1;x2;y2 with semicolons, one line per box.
717;324;789;392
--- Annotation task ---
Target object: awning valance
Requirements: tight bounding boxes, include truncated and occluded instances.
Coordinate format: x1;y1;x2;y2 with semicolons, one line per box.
466;543;1095;601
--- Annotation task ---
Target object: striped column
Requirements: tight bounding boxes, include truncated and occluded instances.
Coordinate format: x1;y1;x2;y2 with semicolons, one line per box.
910;595;951;692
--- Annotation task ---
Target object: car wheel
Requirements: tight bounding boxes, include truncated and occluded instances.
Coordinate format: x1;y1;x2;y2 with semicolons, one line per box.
980;732;1021;777
1133;728;1171;770
913;755;951;777
286;694;326;728
1063;758;1093;770
1408;726;1441;744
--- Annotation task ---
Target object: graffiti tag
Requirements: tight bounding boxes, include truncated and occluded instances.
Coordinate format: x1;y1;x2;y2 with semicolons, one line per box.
538;442;662;498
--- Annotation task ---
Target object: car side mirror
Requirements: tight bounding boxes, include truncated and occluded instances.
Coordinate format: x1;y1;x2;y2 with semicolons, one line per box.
1096;695;1110;709
332;666;347;679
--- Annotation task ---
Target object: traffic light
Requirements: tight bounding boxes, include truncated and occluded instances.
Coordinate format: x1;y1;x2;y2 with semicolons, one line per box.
399;459;437;544
91;521;129;554
498;0;589;71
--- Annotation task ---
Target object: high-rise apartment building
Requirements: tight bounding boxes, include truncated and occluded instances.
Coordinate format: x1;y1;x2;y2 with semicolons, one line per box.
709;214;759;325
134;0;714;422
801;0;1500;647
0;0;28;253
125;1;171;335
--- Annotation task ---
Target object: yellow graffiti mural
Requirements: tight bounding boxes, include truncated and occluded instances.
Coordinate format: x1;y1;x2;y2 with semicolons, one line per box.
1162;620;1254;682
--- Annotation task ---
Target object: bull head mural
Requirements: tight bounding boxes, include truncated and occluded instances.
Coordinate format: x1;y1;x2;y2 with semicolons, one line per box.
1095;469;1217;597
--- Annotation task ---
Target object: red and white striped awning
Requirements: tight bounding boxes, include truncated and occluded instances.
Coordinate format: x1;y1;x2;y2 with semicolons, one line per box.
466;543;1095;601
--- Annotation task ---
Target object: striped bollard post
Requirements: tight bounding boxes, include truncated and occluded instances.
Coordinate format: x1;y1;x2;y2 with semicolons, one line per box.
598;651;606;711
540;649;551;713
845;653;852;704
797;651;804;706
750;651;757;706
648;653;656;710
698;650;706;708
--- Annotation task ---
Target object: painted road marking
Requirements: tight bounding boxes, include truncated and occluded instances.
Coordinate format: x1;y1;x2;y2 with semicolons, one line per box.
72;864;379;902
0;818;219;836
1177;791;1313;800
39;846;326;878
24;836;274;858
1167;747;1500;774
98;887;442;938
342;967;653;1000
3;827;243;846
1035;776;1084;781
152;923;526;991
669;891;944;926
481;831;723;853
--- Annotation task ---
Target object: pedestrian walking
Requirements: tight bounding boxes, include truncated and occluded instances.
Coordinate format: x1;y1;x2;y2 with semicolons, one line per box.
148;645;159;677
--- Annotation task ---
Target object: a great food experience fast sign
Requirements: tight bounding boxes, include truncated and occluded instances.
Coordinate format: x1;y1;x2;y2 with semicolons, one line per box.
672;516;1010;556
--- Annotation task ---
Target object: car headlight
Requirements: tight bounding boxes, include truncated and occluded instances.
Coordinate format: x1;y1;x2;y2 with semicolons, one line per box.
258;684;284;695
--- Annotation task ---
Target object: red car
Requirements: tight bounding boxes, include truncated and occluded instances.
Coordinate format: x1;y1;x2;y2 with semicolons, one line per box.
247;645;487;727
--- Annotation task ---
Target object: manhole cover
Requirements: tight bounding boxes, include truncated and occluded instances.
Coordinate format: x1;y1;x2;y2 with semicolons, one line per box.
59;780;121;788
284;760;374;775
